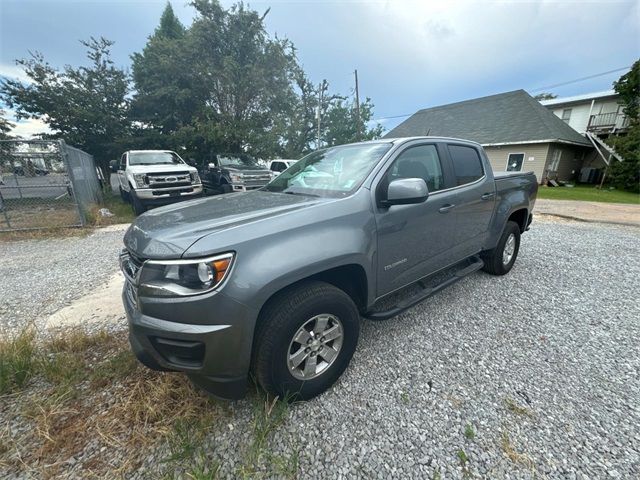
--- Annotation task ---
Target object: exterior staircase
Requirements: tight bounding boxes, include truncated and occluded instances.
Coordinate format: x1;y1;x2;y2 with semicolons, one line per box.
585;131;624;164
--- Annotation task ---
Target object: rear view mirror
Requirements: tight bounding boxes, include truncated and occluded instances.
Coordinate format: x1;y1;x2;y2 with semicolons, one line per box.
383;178;429;207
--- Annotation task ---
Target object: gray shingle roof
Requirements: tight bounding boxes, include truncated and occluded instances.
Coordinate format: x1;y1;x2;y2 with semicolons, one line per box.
384;89;591;146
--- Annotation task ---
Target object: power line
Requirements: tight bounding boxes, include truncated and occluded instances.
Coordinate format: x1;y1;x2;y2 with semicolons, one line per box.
529;66;630;92
371;66;631;123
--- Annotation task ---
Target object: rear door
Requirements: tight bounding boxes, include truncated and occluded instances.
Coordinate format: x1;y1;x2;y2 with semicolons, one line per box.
374;142;458;295
445;143;495;256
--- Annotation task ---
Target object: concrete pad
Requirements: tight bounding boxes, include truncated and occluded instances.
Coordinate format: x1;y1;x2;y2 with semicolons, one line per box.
535;199;640;227
45;272;126;330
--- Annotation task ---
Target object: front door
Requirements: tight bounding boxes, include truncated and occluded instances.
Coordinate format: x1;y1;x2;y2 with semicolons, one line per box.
374;143;458;296
117;154;127;189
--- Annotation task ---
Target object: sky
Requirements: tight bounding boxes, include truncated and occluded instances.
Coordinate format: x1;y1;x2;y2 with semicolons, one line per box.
0;0;638;137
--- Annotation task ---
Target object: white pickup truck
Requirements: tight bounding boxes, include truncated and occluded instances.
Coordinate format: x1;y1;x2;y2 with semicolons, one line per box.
114;150;203;214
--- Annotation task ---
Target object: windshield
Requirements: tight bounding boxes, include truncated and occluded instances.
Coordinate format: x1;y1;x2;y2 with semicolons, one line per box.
129;152;183;166
219;156;259;167
263;143;392;198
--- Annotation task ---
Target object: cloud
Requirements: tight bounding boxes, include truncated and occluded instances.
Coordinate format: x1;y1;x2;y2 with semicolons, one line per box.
0;62;30;83
9;117;52;139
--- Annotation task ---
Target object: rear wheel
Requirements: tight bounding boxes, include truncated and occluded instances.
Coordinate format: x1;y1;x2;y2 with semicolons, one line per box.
482;221;521;275
252;281;360;401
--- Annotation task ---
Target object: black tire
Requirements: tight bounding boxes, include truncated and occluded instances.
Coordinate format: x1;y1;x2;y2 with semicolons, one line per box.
220;183;232;194
252;281;360;401
482;220;521;275
131;191;147;215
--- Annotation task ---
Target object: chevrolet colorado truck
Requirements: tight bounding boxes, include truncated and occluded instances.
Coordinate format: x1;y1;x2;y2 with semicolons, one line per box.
114;150;203;215
120;137;537;401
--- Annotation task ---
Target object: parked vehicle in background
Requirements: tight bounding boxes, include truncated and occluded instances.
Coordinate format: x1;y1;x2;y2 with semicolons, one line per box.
268;159;297;175
113;150;203;215
120;137;538;401
196;154;274;195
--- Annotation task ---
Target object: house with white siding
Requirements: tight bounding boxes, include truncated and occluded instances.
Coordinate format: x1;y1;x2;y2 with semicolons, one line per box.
541;90;629;135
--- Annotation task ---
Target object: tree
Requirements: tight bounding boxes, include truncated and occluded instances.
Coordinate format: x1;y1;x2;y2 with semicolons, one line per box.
0;110;14;139
130;2;198;150
323;97;384;147
606;60;640;193
534;92;557;101
0;38;130;172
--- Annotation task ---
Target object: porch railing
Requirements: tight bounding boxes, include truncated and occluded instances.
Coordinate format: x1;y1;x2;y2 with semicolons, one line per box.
587;112;630;132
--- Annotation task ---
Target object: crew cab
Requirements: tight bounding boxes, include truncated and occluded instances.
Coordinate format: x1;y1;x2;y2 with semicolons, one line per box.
197;154;274;195
120;137;537;401
268;159;297;175
114;150;203;214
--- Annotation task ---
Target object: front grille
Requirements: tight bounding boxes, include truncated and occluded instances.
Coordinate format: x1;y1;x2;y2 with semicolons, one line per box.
148;171;192;188
120;250;144;285
243;174;271;186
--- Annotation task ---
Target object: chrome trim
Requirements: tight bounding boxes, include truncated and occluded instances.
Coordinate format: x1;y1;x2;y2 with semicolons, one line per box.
145;252;234;266
428;174;487;196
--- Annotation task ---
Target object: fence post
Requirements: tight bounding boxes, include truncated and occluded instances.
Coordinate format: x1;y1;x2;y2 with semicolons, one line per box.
59;140;87;226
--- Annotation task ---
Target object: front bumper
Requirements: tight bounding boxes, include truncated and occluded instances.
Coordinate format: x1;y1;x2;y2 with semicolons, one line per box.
122;280;256;400
231;183;268;192
135;184;203;202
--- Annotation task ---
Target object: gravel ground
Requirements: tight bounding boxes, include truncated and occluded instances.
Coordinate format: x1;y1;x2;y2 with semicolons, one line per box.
2;218;639;478
0;227;125;334
135;218;639;479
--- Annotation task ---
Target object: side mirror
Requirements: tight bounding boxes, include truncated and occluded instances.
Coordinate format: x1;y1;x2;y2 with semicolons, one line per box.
382;178;429;207
109;160;119;173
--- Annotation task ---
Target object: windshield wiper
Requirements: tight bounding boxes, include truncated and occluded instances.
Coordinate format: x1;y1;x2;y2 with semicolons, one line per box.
283;190;321;198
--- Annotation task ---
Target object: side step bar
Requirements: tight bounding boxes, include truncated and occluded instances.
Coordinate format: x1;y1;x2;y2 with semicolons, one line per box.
363;256;484;321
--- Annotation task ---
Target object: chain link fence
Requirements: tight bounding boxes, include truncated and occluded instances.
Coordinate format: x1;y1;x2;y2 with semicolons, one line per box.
0;140;103;231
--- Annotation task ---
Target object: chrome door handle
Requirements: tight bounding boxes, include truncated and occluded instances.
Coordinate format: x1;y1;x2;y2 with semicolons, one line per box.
439;204;455;213
481;192;495;200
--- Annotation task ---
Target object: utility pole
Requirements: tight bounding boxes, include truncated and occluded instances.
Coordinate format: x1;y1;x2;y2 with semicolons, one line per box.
354;69;362;141
317;80;326;149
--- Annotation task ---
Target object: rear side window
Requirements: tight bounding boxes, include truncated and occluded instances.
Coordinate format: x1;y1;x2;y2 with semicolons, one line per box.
448;145;484;186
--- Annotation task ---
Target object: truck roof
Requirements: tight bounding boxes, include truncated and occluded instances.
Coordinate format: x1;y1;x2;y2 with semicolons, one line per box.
348;136;483;148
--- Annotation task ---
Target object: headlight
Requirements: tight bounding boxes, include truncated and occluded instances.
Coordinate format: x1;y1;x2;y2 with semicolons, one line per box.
133;173;147;188
190;171;201;184
229;172;244;183
138;253;234;297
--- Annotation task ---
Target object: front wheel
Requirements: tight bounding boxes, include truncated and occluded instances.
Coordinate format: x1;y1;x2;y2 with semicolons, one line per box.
252;281;360;401
482;220;521;275
131;191;147;215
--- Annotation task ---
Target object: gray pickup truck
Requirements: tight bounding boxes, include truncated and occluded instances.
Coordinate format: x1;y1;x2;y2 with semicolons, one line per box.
120;137;537;401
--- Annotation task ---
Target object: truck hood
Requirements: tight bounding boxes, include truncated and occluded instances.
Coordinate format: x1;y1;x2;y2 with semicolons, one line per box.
127;164;196;174
123;191;325;258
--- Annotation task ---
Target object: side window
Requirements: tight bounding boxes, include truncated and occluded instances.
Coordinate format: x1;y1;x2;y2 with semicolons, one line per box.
273;162;285;172
383;145;444;193
120;154;126;169
448;145;484;186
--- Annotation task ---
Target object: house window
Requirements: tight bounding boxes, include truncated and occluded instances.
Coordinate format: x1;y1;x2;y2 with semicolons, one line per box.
506;153;525;172
548;149;561;172
561;109;572;123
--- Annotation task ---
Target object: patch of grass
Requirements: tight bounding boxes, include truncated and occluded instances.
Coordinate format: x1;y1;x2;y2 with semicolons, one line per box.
457;448;468;466
504;397;535;419
464;423;475;440
537;184;640;204
400;391;410;404
432;467;441;480
0;328;37;394
86;193;134;226
500;431;534;470
0;226;89;242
